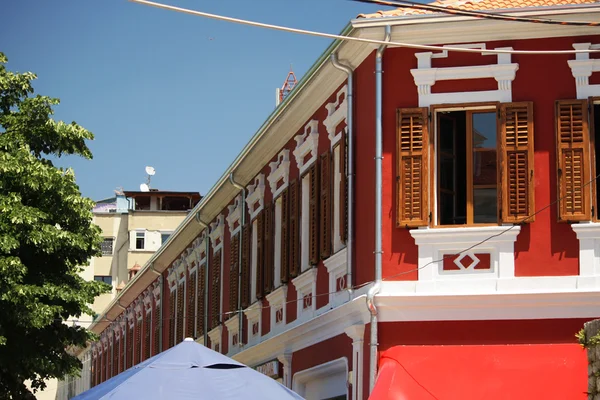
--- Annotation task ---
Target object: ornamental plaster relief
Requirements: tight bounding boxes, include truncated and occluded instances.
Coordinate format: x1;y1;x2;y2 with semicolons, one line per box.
411;43;518;107
294;120;319;176
323;85;348;148
246;175;265;220
568;43;600;99
209;214;225;251
226;195;243;236
267;150;291;199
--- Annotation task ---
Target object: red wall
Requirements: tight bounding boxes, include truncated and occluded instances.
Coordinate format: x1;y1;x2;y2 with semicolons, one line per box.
351;35;600;285
292;334;353;376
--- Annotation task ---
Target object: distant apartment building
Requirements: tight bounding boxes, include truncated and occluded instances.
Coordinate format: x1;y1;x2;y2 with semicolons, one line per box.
37;189;199;400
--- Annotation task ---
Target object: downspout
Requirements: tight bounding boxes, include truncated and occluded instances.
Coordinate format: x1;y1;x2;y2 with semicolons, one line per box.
195;213;210;346
229;173;245;348
330;53;354;295
150;263;163;352
367;24;391;394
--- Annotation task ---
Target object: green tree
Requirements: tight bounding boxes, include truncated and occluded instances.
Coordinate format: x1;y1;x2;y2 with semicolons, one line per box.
0;52;109;398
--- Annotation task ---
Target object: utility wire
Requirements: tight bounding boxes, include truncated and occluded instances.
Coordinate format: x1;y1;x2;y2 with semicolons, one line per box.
129;0;600;55
352;0;600;27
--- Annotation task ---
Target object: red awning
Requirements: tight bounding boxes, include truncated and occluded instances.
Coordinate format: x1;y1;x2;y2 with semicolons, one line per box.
369;344;586;400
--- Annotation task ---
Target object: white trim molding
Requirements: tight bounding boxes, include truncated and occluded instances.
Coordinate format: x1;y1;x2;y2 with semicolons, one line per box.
226;195;243;236
292;357;349;400
293;120;320;176
167;265;178;293
324;247;349;307
267;149;291;199
277;353;293;389
208;325;223;353
265;285;288;335
244;301;263;346
344;325;365;400
324;85;348;148
143;289;153;314
246;174;266;221
568;43;600;99
152;280;161;307
134;298;143;321
126;306;135;329
410;226;521;291
411;44;518;107
572;223;600;281
196;335;205;347
224;314;240;356
292;268;318;322
209;214;225;252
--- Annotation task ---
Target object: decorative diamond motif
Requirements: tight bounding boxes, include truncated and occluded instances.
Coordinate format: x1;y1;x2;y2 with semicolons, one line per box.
454;252;480;270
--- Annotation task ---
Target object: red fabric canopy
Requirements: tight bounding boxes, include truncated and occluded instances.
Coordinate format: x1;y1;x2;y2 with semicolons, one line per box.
369;344;586;400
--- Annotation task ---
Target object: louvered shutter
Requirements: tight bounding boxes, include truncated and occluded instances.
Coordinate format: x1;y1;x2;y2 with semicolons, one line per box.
152;304;160;356
499;102;535;223
240;223;251;309
144;312;151;360
168;292;175;348
309;162;320;265
320;151;333;258
113;337;119;377
187;271;196;336
135;319;142;364
340;129;348;243
107;338;113;379
263;203;274;294
196;265;206;337
397;108;429;227
127;324;134;366
176;283;184;343
289;179;301;278
229;234;239;313
280;188;290;283
255;211;265;300
556;100;591;221
210;249;221;329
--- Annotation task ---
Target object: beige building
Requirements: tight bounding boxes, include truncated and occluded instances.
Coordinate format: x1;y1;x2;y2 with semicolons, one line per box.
36;189;200;400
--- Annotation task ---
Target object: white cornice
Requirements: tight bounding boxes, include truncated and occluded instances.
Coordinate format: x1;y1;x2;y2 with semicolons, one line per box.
246;175;266;221
323;85;348;148
568;42;600;99
209;214;225;251
152;281;161;306
267;150;291;199
226;195;243;236
143;289;153;313
293;120;320;176
167;265;178;292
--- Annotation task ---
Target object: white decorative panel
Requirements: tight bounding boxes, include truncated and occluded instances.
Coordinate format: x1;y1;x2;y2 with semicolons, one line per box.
267;149;291;199
293;120;319;176
568;43;600;99
323;85;348;148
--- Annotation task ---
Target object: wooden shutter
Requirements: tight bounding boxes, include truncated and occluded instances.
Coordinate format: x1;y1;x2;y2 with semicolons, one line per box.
280;188;290;283
397;108;429;227
263;203;274;294
168;292;175;348
255;210;265;300
107;338;113;379
187;271;196;336
320;151;333;258
340;130;348;243
229;234;240;313
556;100;591;221
289;179;301;278
144;312;151;360
240;223;251;309
210;250;221;329
135;319;142;364
176;283;184;343
127;324;134;366
196;265;205;337
309;162;320;265
152;304;159;356
499;102;535;223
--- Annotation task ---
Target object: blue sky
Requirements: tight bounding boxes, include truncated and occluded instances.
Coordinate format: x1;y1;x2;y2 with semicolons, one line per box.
1;0;384;201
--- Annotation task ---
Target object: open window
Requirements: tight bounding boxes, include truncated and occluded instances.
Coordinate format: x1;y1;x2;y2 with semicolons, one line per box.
396;102;535;228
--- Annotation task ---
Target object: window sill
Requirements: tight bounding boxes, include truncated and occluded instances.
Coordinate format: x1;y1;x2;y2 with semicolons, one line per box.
323;248;348;307
409;225;521;283
292;268;318;322
243;301;262;346
223;314;240;356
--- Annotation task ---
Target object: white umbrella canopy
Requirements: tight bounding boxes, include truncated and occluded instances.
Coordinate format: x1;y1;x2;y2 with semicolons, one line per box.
73;338;304;400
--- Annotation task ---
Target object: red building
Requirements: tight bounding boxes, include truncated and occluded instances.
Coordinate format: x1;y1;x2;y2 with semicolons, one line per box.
84;1;600;399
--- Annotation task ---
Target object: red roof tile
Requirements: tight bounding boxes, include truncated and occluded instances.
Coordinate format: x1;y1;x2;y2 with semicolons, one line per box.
357;0;598;18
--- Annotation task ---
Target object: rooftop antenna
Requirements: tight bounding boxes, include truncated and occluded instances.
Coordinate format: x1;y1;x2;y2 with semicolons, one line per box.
140;166;155;192
276;64;297;107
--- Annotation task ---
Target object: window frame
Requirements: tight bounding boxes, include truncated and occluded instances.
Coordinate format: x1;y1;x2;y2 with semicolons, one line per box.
135;231;146;250
100;237;115;256
430;102;499;227
591;97;600;221
94;275;112;285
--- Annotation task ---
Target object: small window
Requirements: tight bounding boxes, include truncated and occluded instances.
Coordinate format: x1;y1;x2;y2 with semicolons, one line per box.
94;276;112;285
101;238;114;256
161;233;171;245
135;196;151;210
135;231;145;250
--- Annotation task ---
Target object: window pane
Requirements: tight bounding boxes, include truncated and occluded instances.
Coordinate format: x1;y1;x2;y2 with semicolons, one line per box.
473;187;497;223
472;112;496;149
94;276;112;285
161;233;170;245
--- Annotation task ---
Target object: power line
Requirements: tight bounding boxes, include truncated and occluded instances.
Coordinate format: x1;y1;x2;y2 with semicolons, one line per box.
353;0;600;27
129;0;600;55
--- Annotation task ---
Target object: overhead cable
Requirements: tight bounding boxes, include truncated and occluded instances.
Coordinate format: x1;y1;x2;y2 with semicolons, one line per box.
129;0;600;55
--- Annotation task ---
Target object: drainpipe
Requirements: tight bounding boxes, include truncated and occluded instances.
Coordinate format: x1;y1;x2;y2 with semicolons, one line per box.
330;53;354;295
229;173;245;348
367;24;391;394
195;213;210;345
150;263;163;352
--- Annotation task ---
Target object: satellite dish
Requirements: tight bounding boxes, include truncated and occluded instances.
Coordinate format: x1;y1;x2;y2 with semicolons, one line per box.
140;183;150;192
145;166;156;176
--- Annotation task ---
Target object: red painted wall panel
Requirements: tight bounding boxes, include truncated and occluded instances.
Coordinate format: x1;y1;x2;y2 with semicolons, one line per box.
352;35;600;283
370;344;586;400
292;334;353;376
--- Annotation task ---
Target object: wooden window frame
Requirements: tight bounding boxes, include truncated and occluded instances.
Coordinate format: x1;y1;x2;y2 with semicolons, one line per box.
431;104;499;227
590;96;600;221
